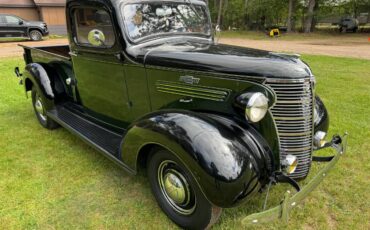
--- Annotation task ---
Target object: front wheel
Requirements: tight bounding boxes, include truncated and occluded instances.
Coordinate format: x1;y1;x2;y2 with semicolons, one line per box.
29;30;43;41
31;86;59;129
147;148;222;229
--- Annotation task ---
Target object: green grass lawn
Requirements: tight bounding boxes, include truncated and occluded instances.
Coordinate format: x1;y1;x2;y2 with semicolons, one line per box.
0;35;67;42
0;55;369;229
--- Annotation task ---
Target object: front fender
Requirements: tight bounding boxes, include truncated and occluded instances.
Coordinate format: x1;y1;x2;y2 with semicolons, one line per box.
27;27;43;35
120;110;273;207
314;95;329;133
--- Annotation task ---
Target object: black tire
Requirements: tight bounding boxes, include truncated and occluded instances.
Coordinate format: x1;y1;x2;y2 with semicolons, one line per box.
31;86;59;130
29;30;43;41
147;148;222;230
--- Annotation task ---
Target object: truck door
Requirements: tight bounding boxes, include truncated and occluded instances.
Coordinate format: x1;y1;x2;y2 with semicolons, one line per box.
69;5;130;126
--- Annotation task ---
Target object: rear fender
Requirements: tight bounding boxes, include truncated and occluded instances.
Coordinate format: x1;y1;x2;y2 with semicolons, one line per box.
23;63;58;110
120;110;273;207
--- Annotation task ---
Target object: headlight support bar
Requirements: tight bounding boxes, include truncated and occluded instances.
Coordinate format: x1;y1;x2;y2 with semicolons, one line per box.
241;132;348;225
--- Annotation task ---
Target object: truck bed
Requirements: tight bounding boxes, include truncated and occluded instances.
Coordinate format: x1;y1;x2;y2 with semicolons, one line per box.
20;45;71;64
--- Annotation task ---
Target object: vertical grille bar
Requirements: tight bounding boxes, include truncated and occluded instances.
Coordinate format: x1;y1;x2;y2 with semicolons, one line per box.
265;78;314;179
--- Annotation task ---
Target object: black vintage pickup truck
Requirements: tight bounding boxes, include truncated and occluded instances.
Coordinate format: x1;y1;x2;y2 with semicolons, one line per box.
15;0;347;229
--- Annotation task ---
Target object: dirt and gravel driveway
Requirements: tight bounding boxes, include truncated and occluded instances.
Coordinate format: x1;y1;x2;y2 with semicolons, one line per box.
0;36;369;59
220;37;370;60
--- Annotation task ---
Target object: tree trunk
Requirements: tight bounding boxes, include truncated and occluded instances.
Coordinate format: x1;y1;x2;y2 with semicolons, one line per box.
310;1;319;32
223;0;228;28
244;0;249;29
304;0;316;33
287;0;295;32
353;0;358;18
217;0;224;26
244;0;248;10
223;0;228;15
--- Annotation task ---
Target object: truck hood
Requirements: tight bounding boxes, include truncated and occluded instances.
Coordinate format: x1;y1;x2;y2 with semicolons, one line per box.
24;21;46;26
128;40;312;79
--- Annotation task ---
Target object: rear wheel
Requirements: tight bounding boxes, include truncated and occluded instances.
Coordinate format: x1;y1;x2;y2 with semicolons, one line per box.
31;86;59;129
29;30;43;41
147;148;222;229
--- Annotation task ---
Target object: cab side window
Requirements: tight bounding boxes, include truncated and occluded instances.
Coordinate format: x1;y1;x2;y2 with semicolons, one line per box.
5;16;21;24
0;16;6;24
74;8;115;48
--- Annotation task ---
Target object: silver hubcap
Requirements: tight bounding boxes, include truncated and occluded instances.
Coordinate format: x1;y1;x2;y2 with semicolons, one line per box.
158;160;196;215
164;171;186;204
31;31;40;40
34;94;47;122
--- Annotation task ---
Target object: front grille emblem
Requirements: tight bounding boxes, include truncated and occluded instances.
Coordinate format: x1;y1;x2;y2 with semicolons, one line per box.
179;75;200;85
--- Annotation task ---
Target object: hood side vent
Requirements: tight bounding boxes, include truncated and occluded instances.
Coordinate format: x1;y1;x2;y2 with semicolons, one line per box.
156;80;230;102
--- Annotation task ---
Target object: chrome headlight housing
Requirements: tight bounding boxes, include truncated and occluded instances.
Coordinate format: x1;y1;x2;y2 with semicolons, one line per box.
245;92;269;123
314;131;327;148
282;155;298;174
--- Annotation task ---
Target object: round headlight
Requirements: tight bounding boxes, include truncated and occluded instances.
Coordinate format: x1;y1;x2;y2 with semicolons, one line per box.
245;92;269;122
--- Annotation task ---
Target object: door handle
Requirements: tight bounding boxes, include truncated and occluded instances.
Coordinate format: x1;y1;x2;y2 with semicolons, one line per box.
69;51;78;57
115;52;125;61
179;98;193;103
66;77;76;86
66;78;72;85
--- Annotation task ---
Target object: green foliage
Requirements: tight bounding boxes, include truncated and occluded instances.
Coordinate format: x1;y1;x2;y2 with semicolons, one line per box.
209;0;299;29
222;0;246;28
208;0;370;30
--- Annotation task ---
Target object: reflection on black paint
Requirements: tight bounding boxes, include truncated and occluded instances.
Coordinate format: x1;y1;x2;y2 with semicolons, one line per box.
127;38;313;79
145;113;258;181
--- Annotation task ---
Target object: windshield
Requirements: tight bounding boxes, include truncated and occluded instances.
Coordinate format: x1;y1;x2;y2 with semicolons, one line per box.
122;2;211;42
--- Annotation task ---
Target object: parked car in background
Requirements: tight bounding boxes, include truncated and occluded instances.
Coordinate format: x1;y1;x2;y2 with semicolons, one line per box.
0;14;49;41
339;17;359;32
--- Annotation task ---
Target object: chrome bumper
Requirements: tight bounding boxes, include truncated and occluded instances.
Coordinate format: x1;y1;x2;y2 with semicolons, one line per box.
241;132;348;225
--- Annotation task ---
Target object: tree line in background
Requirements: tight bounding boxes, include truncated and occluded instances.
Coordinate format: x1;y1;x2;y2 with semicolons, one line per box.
208;0;370;32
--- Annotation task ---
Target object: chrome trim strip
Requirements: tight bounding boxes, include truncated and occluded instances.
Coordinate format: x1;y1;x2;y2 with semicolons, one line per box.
275;116;312;121
265;78;309;83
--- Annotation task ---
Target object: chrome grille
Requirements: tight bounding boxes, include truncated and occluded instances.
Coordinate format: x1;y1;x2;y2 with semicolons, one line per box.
266;78;314;179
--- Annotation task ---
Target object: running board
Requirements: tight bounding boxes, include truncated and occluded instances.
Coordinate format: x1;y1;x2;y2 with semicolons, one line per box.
47;106;135;174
